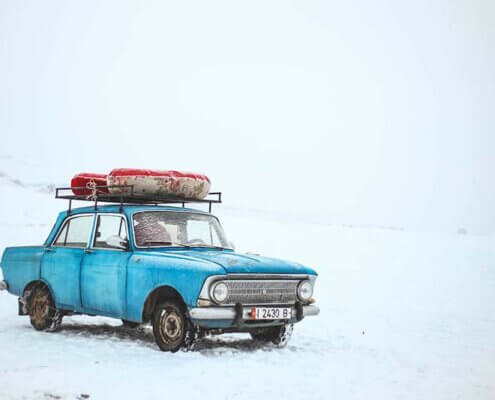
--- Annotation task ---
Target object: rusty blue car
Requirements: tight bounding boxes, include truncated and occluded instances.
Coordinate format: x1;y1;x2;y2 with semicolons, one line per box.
0;189;319;352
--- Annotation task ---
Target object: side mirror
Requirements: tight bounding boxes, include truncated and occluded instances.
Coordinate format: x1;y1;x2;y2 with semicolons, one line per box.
106;235;129;250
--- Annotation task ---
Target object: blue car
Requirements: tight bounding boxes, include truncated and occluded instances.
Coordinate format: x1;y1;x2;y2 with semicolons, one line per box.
0;194;319;352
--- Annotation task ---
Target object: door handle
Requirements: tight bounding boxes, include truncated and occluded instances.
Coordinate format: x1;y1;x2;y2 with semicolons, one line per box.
84;249;94;254
44;247;54;253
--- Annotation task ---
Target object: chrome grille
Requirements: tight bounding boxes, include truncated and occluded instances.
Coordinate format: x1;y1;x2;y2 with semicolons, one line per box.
224;280;299;305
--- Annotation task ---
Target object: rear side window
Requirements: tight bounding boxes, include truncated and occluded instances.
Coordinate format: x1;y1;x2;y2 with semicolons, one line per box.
53;215;93;248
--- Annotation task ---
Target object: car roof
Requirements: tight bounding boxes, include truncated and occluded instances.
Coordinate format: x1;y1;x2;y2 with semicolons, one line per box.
58;204;212;218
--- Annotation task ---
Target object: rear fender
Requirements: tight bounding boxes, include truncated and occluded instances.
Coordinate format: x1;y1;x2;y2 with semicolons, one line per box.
1;247;44;296
20;279;56;314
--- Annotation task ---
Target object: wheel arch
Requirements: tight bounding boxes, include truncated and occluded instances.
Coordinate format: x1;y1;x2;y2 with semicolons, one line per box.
22;279;55;301
21;279;56;315
142;285;187;323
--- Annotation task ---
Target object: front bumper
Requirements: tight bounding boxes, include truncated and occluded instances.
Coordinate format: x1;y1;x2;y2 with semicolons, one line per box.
0;280;7;291
189;304;320;321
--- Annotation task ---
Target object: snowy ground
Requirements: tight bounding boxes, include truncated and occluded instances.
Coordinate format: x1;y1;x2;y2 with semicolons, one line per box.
0;174;495;399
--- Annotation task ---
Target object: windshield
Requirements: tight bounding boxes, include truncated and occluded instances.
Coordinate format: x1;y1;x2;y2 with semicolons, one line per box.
132;211;230;249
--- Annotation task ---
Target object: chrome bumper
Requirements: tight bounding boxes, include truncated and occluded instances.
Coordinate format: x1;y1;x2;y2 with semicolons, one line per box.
189;304;320;320
0;280;7;291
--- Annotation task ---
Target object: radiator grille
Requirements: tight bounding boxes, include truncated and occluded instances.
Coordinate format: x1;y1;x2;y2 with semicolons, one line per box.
223;280;299;305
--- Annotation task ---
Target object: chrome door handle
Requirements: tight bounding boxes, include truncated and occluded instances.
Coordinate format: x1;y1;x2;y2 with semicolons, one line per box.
84;249;94;254
44;247;54;253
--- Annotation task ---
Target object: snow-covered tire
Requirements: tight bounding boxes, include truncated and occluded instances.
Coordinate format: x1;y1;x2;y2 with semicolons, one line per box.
46;310;63;332
122;320;140;328
28;285;62;331
250;323;294;348
249;330;272;342
152;300;187;352
271;323;293;347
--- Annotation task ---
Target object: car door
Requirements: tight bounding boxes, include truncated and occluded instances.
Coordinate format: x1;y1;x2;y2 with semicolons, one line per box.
41;214;95;310
80;213;131;317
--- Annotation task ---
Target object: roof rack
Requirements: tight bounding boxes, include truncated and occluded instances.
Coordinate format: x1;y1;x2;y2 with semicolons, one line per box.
55;185;222;214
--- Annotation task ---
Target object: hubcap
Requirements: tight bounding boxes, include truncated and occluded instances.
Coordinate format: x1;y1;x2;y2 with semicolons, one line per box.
159;310;183;344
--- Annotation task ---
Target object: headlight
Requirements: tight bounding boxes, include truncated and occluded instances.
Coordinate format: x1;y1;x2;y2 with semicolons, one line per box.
297;280;313;302
211;281;228;303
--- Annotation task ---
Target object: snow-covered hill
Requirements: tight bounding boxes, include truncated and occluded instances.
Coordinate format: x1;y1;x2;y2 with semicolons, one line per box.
0;176;494;400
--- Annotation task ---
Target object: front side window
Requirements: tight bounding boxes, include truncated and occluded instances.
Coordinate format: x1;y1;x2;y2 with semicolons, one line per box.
53;215;93;248
133;211;229;248
93;215;128;250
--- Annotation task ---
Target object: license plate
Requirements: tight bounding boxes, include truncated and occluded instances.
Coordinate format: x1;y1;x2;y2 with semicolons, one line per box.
251;307;292;320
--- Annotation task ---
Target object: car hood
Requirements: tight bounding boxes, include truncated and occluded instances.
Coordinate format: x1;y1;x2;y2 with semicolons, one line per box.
141;249;317;275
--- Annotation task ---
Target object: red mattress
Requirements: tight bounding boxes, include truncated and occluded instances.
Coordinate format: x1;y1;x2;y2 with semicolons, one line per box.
71;173;109;196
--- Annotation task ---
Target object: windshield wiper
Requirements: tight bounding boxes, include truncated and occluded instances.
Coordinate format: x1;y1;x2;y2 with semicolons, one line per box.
188;244;229;250
140;241;230;250
140;241;192;248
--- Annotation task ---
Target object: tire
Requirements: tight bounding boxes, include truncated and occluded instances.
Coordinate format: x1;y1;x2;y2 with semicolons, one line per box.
250;323;294;347
152;300;187;352
249;330;273;342
122;320;140;329
28;285;62;331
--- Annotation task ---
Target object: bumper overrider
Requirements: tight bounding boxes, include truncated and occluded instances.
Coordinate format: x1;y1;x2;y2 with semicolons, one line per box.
0;280;8;291
188;274;320;327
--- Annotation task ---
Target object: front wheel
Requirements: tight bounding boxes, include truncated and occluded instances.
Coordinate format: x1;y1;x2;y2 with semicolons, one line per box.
250;323;294;347
28;285;62;331
152;300;187;352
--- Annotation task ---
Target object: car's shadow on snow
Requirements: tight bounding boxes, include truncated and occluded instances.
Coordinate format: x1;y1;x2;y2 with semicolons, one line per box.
193;336;283;355
55;322;283;354
57;323;158;349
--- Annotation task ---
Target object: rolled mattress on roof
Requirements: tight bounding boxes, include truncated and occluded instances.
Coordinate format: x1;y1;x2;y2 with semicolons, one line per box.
71;173;109;196
106;168;211;199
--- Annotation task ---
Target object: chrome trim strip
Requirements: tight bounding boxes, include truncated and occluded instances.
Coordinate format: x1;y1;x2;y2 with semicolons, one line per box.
188;304;320;320
0;280;8;291
189;307;236;320
224;274;316;280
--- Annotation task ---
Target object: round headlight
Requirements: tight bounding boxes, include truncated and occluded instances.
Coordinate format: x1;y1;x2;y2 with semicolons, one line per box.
211;282;228;303
297;280;313;302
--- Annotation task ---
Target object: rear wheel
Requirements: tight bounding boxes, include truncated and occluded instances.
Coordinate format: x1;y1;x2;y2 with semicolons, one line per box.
152;300;187;352
250;323;294;347
28;285;62;331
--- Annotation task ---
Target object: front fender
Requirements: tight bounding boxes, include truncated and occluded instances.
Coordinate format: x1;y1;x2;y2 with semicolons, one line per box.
125;252;226;322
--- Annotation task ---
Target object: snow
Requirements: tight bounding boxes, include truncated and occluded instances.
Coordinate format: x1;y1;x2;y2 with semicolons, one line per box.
1;179;495;399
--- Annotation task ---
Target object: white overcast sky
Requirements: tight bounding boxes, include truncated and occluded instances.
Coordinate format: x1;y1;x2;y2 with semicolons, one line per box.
0;0;494;233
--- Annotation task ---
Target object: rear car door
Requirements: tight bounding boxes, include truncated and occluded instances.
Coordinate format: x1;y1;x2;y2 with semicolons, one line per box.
80;213;131;317
41;214;95;310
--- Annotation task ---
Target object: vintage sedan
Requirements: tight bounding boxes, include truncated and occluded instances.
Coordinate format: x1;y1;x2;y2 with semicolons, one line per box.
0;203;319;352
